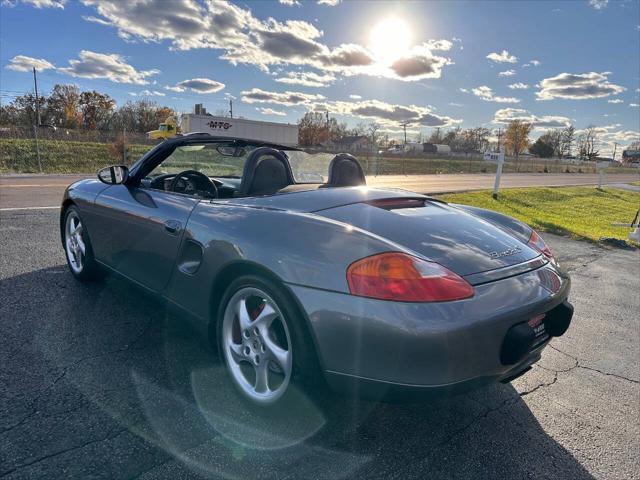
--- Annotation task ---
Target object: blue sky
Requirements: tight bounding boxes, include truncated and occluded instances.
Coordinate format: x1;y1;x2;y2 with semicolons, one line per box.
1;0;639;154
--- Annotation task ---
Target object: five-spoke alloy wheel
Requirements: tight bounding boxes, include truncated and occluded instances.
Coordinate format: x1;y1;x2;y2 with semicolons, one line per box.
62;205;101;281
221;286;293;405
65;209;86;274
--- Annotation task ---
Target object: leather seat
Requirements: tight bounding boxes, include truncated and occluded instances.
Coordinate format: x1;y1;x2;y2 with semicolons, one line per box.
326;153;366;187
238;147;294;197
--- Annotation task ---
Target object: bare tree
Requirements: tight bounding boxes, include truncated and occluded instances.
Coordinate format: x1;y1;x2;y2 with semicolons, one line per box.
560;125;575;157
367;122;381;147
577;125;599;161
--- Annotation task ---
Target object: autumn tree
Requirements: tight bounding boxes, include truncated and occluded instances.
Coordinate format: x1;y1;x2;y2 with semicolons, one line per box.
298;112;329;146
47;84;81;128
79;90;115;130
504;120;532;163
0;93;48;127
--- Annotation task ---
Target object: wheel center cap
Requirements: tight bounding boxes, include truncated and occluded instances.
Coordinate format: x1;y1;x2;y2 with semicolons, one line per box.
253;340;260;350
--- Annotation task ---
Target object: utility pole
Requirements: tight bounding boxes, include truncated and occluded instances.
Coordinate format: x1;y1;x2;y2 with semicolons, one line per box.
325;110;329;130
229;99;233;118
32;67;42;173
400;122;408;144
612;142;618;162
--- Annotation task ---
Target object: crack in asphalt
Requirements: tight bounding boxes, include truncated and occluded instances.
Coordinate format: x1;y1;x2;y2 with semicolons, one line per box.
548;344;639;385
0;319;155;437
0;427;129;478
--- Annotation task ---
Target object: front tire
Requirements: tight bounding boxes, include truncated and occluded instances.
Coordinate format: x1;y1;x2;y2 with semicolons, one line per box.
217;274;322;407
62;205;102;281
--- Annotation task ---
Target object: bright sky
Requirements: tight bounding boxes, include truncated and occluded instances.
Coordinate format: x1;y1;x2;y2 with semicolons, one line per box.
1;0;639;154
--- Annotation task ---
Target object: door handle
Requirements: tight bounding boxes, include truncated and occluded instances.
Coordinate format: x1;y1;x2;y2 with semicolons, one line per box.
164;219;182;234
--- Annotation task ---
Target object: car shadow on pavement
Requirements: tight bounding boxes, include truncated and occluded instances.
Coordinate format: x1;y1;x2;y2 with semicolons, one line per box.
0;266;595;479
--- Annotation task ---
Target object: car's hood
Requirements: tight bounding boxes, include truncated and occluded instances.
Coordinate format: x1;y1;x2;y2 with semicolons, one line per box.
315;197;540;277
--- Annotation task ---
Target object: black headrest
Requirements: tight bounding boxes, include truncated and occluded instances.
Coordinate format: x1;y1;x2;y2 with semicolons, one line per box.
327;153;366;187
239;147;294;197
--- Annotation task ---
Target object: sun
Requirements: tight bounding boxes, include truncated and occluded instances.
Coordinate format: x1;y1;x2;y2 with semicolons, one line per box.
368;17;412;64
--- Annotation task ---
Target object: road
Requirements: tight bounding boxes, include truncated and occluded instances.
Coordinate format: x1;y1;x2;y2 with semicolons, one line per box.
0;209;638;479
1;172;638;209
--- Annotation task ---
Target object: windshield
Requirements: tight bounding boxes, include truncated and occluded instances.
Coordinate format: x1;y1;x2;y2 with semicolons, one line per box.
146;143;337;183
148;142;257;178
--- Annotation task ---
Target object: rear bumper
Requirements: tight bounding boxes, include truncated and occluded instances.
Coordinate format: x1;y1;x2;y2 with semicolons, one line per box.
323;347;545;402
287;262;571;400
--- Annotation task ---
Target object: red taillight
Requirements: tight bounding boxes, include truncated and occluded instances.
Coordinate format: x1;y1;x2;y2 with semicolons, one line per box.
346;252;474;302
528;230;554;260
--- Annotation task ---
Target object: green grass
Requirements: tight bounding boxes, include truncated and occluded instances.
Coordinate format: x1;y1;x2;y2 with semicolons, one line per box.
438;186;640;244
0;138;150;173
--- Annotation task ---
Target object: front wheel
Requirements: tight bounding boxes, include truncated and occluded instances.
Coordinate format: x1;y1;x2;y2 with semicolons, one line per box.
217;275;322;407
62;206;102;281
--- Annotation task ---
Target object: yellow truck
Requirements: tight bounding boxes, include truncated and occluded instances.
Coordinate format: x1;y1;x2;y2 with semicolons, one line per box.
147;116;178;140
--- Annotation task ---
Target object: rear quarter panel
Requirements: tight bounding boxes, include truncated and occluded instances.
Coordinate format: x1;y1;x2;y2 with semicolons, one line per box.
163;201;406;321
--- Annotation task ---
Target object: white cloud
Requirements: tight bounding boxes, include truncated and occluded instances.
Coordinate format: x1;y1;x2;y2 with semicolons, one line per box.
499;69;516;77
256;107;286;116
589;0;608;9
349;94;362;100
486;50;518;63
423;39;454;51
2;0;65;8
274;71;335;87
242;88;460;128
278;0;300;5
78;0;450;83
57;50;159;84
493;108;571;129
472;85;521;103
5;55;55;72
607;98;624;104
630;103;640;108
169;78;225;93
241;88;325;106
522;59;541;68
129;90;166;97
536;72;626;100
317;0;341;5
388;44;452;80
315;98;462;128
509;83;529;90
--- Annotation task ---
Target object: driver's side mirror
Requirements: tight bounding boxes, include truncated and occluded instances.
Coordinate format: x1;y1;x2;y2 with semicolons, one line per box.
98;165;129;185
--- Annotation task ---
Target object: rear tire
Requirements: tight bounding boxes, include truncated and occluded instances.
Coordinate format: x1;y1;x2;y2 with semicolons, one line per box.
216;274;324;407
62;205;103;282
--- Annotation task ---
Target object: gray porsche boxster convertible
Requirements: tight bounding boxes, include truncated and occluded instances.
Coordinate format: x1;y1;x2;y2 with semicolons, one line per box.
61;133;573;406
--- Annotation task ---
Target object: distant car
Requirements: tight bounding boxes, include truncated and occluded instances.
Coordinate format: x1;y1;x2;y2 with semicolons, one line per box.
61;134;573;407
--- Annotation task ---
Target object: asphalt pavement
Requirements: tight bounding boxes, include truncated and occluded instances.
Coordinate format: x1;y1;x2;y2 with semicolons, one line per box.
1;172;638;209
0;208;638;479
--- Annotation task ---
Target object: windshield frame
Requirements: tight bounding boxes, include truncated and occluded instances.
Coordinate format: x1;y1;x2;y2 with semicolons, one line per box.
128;136;302;185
